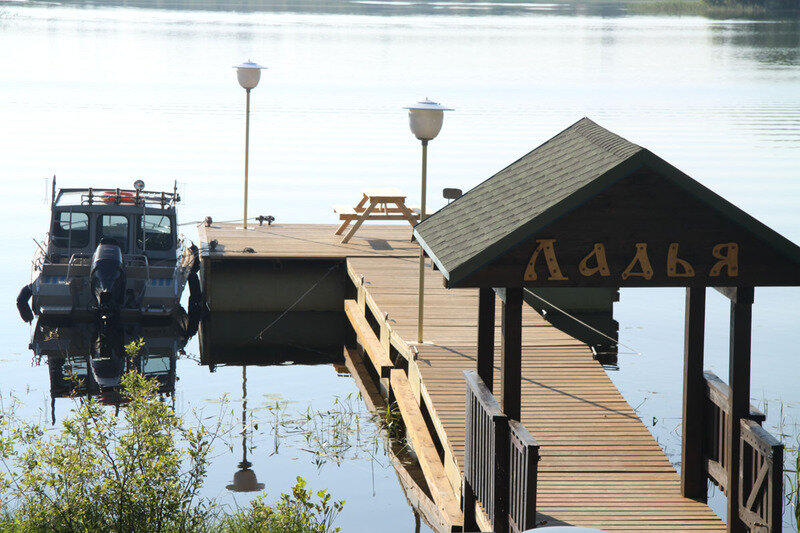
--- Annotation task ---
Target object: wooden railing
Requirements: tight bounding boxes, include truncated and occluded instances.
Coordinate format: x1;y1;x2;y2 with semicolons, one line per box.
508;419;540;533
463;371;540;532
702;371;782;532
464;370;509;531
739;419;783;532
704;371;732;490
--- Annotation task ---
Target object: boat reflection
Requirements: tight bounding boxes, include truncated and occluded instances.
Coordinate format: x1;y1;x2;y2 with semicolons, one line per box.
29;309;198;423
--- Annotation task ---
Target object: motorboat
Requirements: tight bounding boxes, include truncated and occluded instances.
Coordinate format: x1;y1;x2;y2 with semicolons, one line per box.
18;178;200;322
29;312;197;423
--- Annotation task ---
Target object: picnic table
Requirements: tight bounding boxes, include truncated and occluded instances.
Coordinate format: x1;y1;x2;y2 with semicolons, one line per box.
334;188;420;244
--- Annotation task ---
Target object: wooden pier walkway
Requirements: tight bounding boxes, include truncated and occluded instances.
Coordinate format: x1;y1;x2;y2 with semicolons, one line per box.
199;223;726;532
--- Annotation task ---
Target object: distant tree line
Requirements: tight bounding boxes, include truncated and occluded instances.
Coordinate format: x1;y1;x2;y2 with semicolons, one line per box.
703;0;799;10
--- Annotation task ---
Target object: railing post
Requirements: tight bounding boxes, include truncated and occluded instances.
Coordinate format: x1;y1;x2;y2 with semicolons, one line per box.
463;375;477;532
494;414;510;533
769;441;783;532
682;287;707;501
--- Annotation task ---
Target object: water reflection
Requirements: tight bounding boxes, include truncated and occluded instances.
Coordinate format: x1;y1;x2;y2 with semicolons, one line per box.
227;366;265;493
710;20;800;66
29;310;197;423
199;312;345;369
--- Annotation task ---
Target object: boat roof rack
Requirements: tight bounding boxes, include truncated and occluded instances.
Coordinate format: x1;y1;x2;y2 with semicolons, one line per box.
54;187;181;209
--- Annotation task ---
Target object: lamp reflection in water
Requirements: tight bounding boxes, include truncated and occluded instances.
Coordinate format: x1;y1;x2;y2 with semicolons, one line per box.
227;366;265;492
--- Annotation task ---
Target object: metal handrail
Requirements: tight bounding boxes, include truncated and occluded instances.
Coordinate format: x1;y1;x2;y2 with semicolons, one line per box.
123;254;152;307
72;187;180;208
64;253;92;282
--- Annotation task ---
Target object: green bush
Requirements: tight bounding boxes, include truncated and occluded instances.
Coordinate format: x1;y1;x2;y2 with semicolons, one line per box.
0;371;215;532
222;477;344;533
0;344;344;533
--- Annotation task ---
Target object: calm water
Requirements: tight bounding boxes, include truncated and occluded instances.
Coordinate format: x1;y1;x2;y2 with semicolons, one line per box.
1;1;799;530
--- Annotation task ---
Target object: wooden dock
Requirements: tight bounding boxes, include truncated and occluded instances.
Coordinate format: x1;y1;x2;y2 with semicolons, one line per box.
199;223;726;532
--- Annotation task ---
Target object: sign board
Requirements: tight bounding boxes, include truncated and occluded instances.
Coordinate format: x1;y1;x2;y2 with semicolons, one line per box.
453;169;800;288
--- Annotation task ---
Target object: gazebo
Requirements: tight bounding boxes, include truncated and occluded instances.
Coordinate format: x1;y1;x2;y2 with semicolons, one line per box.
413;118;798;532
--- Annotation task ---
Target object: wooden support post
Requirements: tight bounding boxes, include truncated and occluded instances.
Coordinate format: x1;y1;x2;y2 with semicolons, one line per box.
682;287;707;502
726;286;753;533
477;287;496;391
501;287;523;422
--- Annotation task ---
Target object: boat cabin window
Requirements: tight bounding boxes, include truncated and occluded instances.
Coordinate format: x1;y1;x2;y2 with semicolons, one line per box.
96;215;129;251
136;214;172;251
51;211;89;249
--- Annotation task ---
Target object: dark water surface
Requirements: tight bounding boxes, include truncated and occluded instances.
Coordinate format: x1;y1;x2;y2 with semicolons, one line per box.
1;1;799;530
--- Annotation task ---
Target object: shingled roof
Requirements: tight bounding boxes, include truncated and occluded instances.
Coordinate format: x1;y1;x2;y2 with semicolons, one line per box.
413;117;800;287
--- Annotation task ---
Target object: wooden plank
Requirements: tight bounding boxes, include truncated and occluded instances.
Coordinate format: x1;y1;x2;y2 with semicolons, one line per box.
342;346;384;411
343;347;450;533
390;369;463;530
200;225;729;532
351;254;727;531
344;299;392;378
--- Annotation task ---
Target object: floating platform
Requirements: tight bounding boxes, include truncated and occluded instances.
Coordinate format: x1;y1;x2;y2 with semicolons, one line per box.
198;223;726;532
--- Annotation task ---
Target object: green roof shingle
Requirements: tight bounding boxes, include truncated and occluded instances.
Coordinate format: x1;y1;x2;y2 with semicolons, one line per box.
414;117;800;287
414;117;643;280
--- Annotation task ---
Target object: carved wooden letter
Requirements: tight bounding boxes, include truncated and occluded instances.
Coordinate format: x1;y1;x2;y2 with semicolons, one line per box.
524;239;568;281
709;243;739;277
667;243;695;277
579;243;611;277
621;243;654;280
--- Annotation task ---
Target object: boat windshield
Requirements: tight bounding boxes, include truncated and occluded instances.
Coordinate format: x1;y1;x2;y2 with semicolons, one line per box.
96;215;129;252
136;214;172;251
51;211;89;249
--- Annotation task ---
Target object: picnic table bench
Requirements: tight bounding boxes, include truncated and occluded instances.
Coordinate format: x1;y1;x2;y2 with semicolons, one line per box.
334;188;420;243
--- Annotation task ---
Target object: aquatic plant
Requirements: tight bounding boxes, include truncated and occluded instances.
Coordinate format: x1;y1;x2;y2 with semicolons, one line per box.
262;393;407;470
377;401;406;445
0;339;345;532
221;476;344;533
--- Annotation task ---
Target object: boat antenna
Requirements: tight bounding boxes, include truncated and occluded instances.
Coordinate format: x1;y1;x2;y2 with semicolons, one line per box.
51;175;56;206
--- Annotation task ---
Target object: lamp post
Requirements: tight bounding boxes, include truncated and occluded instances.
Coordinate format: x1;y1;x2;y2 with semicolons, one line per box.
235;60;266;230
404;99;453;343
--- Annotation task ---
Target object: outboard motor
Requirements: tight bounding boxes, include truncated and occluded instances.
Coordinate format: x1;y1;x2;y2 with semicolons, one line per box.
89;322;126;391
90;239;126;321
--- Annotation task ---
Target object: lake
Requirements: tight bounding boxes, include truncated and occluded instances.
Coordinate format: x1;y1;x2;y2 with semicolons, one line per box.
0;0;798;530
